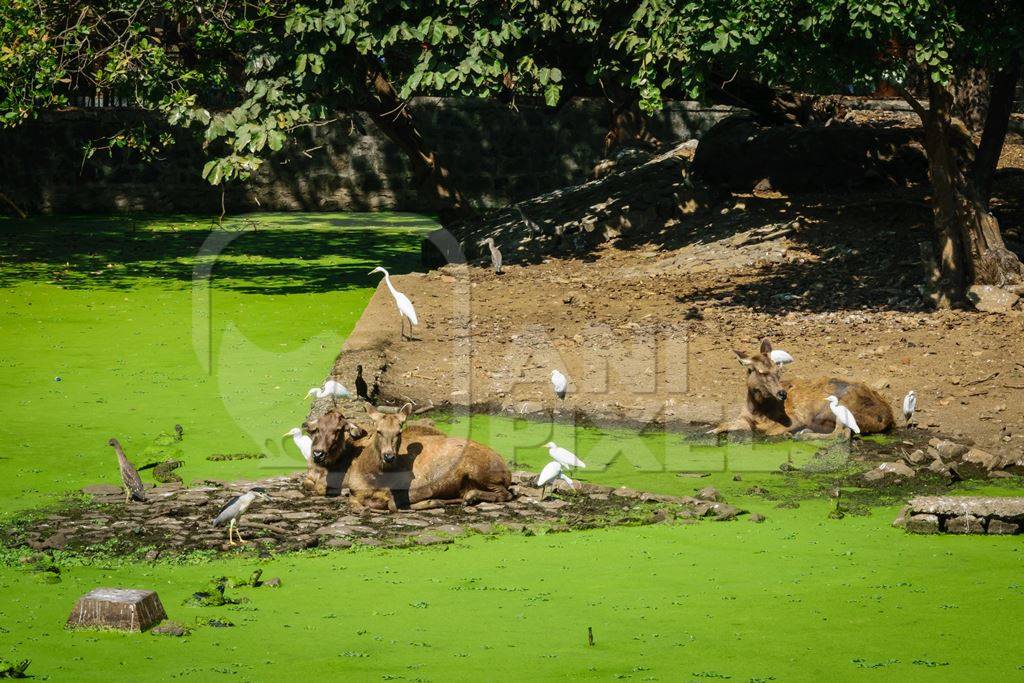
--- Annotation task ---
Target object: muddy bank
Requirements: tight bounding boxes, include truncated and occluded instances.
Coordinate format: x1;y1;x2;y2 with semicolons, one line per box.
335;183;1024;458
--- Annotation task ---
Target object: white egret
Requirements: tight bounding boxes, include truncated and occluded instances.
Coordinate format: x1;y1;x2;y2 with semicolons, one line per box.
826;395;860;437
770;349;794;366
370;266;418;339
303;379;350;403
536;460;575;498
545;441;586;469
537;460;563;487
551;369;568;400
284;427;313;465
903;390;917;424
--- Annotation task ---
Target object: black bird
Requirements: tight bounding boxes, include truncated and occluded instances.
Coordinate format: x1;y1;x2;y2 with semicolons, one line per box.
355;364;369;400
107;438;146;503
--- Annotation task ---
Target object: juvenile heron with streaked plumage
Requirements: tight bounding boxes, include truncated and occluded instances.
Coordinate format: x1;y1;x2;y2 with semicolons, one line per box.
106;438;146;504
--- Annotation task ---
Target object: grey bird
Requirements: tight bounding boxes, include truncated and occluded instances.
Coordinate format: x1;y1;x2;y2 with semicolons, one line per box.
213;488;269;546
516;205;542;239
107;438;146;503
481;237;503;274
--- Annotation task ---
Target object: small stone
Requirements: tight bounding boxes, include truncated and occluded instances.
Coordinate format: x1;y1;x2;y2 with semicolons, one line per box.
986;519;1018;535
325;537;352;549
732;474;743;482
864;461;915;482
748;513;766;523
928;438;969;461
906;449;928;465
905;514;940;534
151;621;187;637
711;504;741;521
945;515;984;534
144;550;160;561
695;486;721;502
264;577;282;587
468;523;493;534
611;487;642;499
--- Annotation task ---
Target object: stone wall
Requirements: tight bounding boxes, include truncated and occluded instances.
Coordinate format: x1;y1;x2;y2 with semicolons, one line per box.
0;98;734;215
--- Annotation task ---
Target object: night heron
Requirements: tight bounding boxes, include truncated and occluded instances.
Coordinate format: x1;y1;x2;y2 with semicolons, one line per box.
903;390;917;425
551;369;568;400
106;438;146;503
355;364;369;400
826;395;860;438
545;441;586;469
213;488;269;546
369;266;418;340
516;205;542;239
284;427;312;465
769;349;794;366
481;238;503;274
304;379;350;403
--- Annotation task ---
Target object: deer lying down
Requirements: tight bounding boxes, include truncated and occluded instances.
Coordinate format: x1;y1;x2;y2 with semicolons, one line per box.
344;404;512;512
714;339;894;436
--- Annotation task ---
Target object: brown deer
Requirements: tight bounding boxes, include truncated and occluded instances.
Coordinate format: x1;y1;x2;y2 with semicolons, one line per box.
344;404;513;512
714;339;894;436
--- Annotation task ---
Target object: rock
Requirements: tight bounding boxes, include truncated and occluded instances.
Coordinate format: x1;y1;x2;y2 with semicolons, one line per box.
748;513;766;523
967;284;1019;313
144;550;160;561
956;448;1003;477
732;474;743;482
695;486;721;502
324;537;352;549
81;484;122;496
1002;456;1024;476
905;514;940;534
711;504;741;521
891;506;911;528
928;438;969;461
414;534;452;546
151;621;187;637
925;458;955;479
468;523;493;534
945;515;984;534
864;461;915;483
906;449;928;465
517;401;544;414
611;487;643;499
907;496;1024;519
986;519;1018;535
67;588;167;632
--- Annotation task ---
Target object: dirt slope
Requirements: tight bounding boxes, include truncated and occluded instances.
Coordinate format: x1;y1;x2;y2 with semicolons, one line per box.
333;139;1024;459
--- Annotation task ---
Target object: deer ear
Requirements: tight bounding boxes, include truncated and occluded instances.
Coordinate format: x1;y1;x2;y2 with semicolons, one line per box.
760;338;773;355
304;419;318;432
366;407;382;421
345;422;366;438
399;403;414;418
734;350;754;367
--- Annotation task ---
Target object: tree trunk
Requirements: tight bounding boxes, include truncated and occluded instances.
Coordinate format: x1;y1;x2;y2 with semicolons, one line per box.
363;65;471;226
970;51;1021;202
918;81;1024;307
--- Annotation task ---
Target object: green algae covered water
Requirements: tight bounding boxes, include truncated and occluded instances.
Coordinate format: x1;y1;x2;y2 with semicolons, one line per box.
2;215;1023;681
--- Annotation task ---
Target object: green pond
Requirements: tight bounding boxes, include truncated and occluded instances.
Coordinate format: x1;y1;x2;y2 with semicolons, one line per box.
1;214;1023;681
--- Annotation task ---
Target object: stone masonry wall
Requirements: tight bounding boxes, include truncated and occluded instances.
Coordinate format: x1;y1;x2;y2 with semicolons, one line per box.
0;98;734;215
